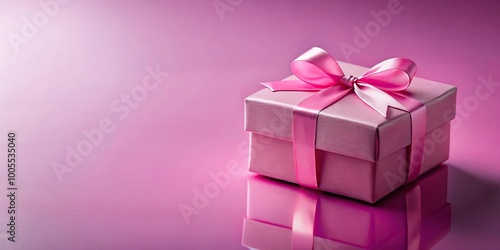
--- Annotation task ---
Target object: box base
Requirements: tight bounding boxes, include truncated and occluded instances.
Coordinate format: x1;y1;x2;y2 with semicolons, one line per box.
248;122;451;203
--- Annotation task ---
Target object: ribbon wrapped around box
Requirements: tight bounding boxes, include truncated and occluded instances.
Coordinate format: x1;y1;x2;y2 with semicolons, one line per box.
244;47;456;203
242;165;451;250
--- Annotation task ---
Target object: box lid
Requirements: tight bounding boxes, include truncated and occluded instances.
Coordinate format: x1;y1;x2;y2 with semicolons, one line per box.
245;61;457;162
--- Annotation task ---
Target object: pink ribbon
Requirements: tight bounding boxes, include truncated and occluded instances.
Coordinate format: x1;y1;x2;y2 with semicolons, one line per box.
291;190;318;250
405;184;422;250
262;47;425;188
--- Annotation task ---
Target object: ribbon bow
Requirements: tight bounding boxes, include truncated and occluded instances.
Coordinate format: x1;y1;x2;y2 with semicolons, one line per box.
262;47;426;189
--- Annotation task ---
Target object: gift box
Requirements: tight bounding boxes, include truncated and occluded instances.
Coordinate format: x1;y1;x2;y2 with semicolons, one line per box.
242;165;451;250
244;47;456;203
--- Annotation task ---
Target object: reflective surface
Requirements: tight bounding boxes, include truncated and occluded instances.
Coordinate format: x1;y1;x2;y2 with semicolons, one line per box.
244;165;450;249
0;1;499;249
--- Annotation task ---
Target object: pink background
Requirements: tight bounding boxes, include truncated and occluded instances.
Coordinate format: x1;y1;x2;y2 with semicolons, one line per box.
0;0;499;249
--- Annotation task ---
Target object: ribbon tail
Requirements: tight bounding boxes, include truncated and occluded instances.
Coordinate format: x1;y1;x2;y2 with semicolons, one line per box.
353;83;406;117
261;80;325;92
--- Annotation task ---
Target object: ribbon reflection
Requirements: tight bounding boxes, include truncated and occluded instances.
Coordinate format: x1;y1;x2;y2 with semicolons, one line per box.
242;165;451;250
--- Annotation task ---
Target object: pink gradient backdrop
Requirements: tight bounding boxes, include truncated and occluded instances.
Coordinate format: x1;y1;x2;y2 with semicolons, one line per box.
0;0;499;249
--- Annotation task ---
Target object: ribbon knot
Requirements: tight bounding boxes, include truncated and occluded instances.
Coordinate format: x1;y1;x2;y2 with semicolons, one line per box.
261;47;426;189
340;75;358;88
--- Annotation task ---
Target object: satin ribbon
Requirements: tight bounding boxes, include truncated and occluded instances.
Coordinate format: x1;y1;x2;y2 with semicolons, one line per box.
291;190;318;250
262;47;425;188
405;184;422;250
291;184;422;249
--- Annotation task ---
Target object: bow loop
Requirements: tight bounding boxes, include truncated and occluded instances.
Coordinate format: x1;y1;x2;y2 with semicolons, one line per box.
359;58;417;91
291;47;344;87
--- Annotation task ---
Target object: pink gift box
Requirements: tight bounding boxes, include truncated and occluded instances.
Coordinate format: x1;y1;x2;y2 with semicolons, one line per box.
244;60;456;203
242;165;451;250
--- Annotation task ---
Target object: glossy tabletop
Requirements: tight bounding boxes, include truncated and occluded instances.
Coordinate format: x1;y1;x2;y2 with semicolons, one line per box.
0;1;499;249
